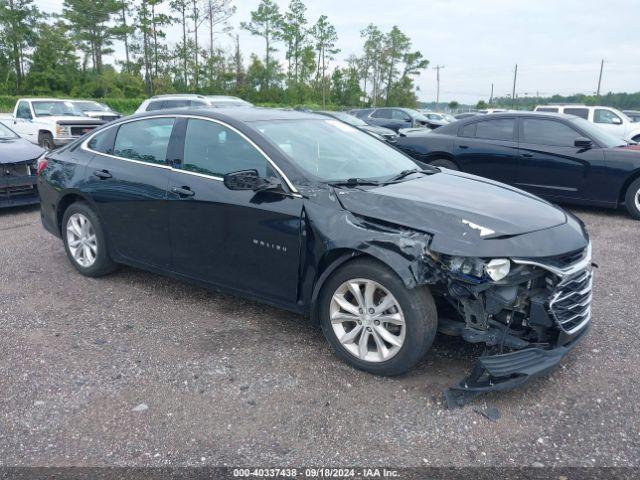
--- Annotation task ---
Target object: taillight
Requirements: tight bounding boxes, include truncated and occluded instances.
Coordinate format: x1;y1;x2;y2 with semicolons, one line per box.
37;155;48;175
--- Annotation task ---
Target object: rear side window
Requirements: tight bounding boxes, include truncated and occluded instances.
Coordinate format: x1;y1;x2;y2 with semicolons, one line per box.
564;108;589;120
88;128;116;154
113;118;175;164
181;118;267;177
145;101;164;111
372;109;393;119
459;122;477;137
475;119;515;141
521;119;580;147
162;99;191;109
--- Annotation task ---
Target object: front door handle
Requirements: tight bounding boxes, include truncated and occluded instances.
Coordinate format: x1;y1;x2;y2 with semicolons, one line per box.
521;153;534;158
171;186;195;197
458;145;469;149
93;169;112;179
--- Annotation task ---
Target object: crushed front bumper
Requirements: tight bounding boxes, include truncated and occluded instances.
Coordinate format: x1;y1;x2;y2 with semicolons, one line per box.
444;325;589;408
1;171;39;208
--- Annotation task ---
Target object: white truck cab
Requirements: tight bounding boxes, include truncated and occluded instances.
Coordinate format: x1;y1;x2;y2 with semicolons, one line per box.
534;104;640;143
9;98;103;149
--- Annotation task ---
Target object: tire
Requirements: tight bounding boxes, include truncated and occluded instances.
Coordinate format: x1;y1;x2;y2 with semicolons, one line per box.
38;132;55;150
429;158;459;170
624;177;640;220
319;258;438;376
62;201;119;277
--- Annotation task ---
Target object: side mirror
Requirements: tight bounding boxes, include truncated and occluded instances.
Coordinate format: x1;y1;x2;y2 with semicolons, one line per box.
574;137;593;149
612;117;623;125
223;169;282;192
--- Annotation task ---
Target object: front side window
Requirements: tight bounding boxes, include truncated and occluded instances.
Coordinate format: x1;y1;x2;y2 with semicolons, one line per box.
594;109;621;125
182;119;267;178
475;119;515;141
521;119;580;147
255;119;417;182
113;118;175;164
564;108;589;120
16;101;32;119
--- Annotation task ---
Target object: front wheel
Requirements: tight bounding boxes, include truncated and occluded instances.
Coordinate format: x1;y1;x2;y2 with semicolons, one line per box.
624;177;640;220
319;258;438;376
38;132;55;150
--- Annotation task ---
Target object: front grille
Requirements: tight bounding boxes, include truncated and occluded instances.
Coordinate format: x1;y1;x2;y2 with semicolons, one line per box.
71;125;98;136
538;248;587;269
548;268;593;334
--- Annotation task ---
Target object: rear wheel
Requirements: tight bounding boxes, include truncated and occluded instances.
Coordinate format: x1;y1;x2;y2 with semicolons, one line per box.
319;258;438;376
62;202;118;276
429;158;459;170
38;132;55;150
624;177;640;220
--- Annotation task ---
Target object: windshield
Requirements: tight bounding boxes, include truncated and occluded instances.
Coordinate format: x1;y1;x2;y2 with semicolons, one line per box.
0;122;18;139
323;111;367;127
74;101;110;112
254;119;417;182
570;117;627;148
32;101;85;117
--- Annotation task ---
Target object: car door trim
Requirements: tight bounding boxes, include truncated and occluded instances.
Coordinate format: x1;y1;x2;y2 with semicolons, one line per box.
80;113;301;197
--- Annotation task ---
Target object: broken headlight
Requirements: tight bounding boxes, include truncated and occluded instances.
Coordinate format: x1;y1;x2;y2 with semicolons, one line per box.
447;257;511;282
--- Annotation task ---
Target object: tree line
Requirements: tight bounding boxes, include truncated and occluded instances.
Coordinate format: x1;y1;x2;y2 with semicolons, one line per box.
0;0;430;108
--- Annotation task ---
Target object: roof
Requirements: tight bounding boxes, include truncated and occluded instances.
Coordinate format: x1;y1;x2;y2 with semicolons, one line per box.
150;93;207;99
131;106;325;123
20;98;76;102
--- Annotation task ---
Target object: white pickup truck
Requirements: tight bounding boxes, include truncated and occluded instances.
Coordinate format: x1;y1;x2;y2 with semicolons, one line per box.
2;98;103;149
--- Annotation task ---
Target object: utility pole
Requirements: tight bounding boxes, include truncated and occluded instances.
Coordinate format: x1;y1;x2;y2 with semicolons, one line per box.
511;64;518;109
596;59;604;97
489;83;494;105
433;65;444;110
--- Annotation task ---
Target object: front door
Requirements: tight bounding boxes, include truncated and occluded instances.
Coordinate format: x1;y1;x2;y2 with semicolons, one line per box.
454;117;520;184
516;117;603;202
85;117;176;268
168;117;303;304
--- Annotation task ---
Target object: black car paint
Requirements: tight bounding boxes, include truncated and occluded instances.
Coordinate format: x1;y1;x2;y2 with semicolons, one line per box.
1;133;44;207
38;108;592;405
395;112;640;208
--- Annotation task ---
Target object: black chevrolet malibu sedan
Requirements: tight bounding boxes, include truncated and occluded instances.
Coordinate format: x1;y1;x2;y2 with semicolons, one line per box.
394;111;640;219
38;108;593;406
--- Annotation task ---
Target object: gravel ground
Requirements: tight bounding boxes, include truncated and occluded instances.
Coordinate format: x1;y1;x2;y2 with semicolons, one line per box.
0;204;639;467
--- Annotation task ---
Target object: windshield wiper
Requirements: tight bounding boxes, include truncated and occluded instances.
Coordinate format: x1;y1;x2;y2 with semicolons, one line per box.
328;178;381;187
383;167;437;184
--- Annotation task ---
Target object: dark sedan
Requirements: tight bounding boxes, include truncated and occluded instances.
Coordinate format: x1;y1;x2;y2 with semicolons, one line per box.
0;122;45;207
316;111;397;142
350;107;440;132
395;112;640;219
38;108;592;406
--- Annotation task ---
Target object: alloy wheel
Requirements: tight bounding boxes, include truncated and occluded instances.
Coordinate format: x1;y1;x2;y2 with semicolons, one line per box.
329;278;406;363
66;213;98;268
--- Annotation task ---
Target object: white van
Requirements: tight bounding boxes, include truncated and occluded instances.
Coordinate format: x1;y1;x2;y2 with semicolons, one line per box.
534;104;640;142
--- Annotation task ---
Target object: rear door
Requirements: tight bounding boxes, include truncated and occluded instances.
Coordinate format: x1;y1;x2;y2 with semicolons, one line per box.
516;117;603;201
453;117;520;184
167;117;303;304
84;117;176;268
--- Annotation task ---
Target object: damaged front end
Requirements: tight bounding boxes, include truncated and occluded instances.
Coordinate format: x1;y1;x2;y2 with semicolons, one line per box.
425;243;594;408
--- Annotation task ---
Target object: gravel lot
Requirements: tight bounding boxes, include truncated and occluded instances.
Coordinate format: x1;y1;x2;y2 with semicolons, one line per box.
1;204;639;467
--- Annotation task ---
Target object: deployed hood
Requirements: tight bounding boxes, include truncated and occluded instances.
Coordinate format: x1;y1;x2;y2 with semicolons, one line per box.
334;171;587;257
0;137;44;164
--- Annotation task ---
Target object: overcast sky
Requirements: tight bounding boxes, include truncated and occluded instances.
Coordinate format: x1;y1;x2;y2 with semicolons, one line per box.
36;0;639;104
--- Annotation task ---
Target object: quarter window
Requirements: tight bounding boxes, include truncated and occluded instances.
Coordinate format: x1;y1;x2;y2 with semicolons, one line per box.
521;119;580;147
475;119;515;141
564;108;589;120
113;118;175;164
88;128;116;154
181;118;267;178
594;109;622;125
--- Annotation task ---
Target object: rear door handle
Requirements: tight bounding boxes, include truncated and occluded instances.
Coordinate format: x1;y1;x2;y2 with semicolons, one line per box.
93;169;112;179
458;145;469;149
521;153;534;158
171;186;195;197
